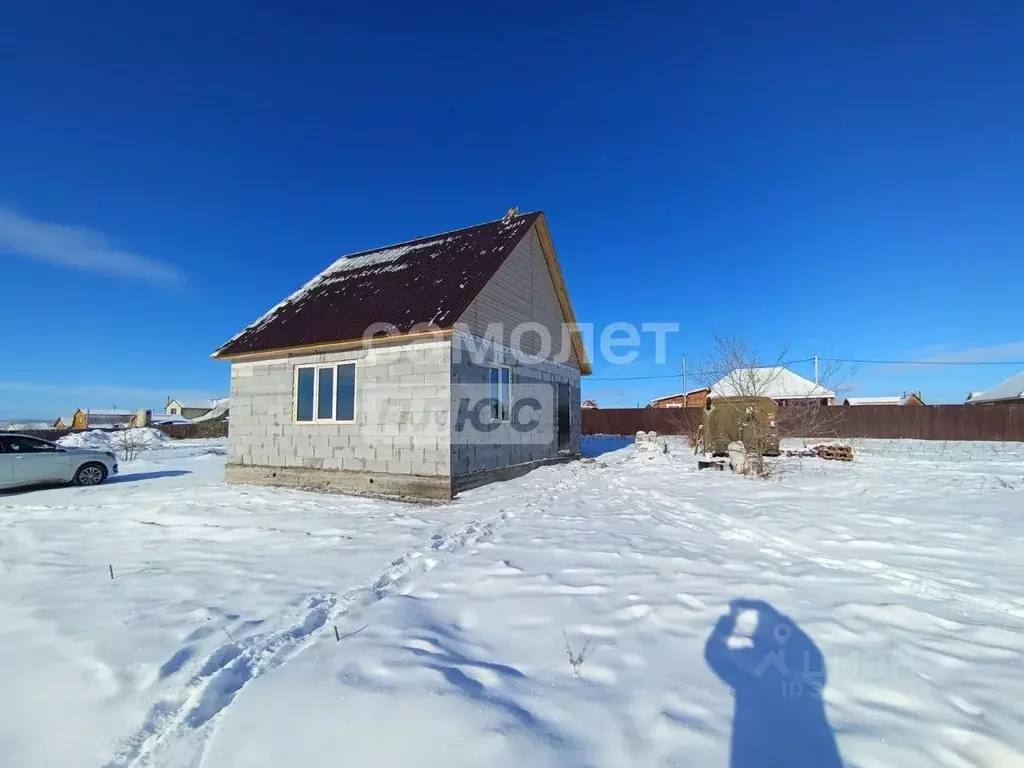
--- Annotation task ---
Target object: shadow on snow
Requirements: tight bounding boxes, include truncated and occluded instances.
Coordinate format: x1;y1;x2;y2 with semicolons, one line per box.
704;598;843;768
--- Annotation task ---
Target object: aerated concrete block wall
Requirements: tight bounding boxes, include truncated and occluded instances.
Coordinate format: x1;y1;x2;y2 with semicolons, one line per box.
228;339;451;478
450;334;581;477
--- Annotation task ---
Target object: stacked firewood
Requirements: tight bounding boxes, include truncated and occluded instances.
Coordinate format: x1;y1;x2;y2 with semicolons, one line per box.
815;444;854;462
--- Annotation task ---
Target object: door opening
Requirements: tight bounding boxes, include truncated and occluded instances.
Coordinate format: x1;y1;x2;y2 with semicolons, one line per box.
557;383;571;452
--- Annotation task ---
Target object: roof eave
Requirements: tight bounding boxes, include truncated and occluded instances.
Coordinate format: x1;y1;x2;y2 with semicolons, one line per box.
211;327;455;363
532;213;592;376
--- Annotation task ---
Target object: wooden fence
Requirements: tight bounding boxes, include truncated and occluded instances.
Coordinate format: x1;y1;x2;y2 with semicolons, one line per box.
10;420;229;442
583;403;1024;442
157;421;229;439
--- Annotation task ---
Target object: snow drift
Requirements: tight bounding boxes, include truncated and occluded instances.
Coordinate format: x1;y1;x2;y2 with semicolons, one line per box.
56;427;172;452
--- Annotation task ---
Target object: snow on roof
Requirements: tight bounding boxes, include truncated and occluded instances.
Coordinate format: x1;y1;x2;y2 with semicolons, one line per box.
171;397;228;410
212;213;542;358
968;371;1024;403
149;412;191;425
3;422;50;431
710;367;836;400
843;396;907;406
189;398;230;423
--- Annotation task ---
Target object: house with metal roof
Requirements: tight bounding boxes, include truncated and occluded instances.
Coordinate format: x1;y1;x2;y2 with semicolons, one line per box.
164;397;228;420
709;367;836;405
843;393;925;406
649;388;711;408
69;409;138;429
966;371;1024;404
212;209;590;499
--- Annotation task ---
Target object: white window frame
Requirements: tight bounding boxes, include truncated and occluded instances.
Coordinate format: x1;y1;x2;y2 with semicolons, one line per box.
489;363;513;422
294;363;357;424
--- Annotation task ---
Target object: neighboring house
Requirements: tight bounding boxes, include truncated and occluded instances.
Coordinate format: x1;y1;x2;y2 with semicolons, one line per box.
189;398;230;423
844;393;925;406
3;422;50;431
582;399;599;409
649;388;711;409
211;209;590;499
709;367;835;406
70;409;137;429
965;391;985;403
149;412;191;425
966;372;1024;404
53;415;74;429
165;397;227;420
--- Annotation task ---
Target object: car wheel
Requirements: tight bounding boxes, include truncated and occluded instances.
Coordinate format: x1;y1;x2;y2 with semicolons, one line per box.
73;462;108;486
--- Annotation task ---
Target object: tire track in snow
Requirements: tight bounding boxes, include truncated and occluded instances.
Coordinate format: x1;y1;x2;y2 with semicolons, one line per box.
104;510;512;768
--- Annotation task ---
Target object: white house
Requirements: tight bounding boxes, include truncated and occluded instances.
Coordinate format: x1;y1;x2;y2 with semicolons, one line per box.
211;210;590;499
165;398;228;420
709;367;836;405
967;372;1024;404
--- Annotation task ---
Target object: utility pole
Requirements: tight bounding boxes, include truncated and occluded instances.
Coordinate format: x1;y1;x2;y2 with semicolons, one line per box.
813;354;819;385
682;356;688;407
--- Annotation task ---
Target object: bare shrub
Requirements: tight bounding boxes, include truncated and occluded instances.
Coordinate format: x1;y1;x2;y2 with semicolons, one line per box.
694;335;849;477
665;407;704;453
111;428;150;461
563;630;594;676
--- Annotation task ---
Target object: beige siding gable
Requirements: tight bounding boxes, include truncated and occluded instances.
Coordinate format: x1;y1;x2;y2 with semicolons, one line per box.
455;227;581;369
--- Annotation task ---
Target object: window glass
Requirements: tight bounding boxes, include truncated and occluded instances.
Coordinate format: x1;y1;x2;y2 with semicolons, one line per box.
489;366;511;421
501;367;511;421
296;368;315;421
336;364;356;421
490;367;500;420
317;367;335;420
1;436;54;453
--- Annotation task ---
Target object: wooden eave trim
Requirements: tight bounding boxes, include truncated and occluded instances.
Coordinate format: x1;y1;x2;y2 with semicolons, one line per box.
532;215;593;375
212;328;454;362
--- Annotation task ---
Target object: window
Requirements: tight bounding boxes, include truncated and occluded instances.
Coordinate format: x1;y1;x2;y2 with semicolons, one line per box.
489;365;512;421
170;408;178;414
336;363;356;421
317;367;334;420
295;363;357;423
0;436;57;453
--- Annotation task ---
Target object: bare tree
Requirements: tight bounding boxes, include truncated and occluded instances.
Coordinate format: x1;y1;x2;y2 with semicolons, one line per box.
693;335;848;475
111;428;150;461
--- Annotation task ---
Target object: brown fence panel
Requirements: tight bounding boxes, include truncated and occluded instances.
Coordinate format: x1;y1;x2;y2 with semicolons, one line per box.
582;408;701;436
12;421;229;442
155;421;229;440
583;403;1024;442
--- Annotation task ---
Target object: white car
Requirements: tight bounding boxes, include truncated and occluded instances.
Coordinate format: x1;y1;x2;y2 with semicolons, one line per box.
0;434;119;490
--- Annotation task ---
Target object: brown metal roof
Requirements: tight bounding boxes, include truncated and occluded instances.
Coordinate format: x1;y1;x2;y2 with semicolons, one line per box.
213;212;542;358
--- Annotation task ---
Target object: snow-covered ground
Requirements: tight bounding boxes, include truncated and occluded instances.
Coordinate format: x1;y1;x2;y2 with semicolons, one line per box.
2;437;1024;768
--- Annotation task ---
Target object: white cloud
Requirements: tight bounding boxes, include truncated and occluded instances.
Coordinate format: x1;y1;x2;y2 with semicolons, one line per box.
884;341;1024;371
0;206;184;288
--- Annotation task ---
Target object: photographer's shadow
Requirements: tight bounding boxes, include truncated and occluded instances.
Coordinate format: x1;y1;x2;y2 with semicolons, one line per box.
704;599;843;768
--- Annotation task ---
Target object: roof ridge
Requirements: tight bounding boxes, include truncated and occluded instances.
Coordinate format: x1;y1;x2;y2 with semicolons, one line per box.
333;211;542;262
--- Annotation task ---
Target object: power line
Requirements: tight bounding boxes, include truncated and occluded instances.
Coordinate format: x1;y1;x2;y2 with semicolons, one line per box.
821;358;1024;366
588;357;816;382
587;373;683;381
586;356;1023;381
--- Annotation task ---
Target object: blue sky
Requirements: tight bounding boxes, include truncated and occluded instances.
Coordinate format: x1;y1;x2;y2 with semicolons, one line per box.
2;1;1023;418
